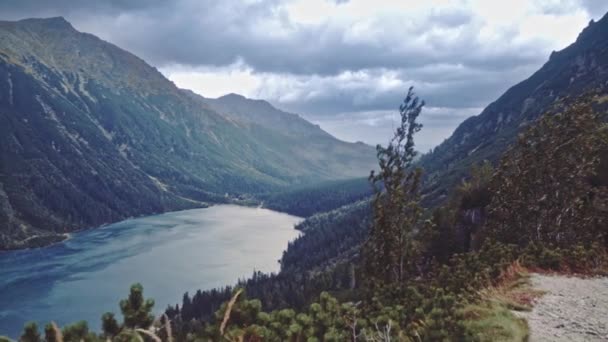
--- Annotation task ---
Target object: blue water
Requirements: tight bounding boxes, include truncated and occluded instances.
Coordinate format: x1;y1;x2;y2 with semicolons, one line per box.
0;205;302;337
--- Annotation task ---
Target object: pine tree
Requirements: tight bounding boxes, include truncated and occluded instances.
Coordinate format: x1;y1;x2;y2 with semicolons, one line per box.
120;283;155;329
363;87;424;285
20;322;41;342
43;323;62;342
61;321;89;342
101;312;120;338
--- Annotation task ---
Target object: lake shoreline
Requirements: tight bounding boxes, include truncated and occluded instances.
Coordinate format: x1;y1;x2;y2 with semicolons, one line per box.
0;202;214;252
0;205;302;337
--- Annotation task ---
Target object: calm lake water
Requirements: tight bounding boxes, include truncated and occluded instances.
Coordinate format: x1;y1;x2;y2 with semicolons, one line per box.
0;205;302;337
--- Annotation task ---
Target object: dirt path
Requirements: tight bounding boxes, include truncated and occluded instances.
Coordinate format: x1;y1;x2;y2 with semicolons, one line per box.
520;273;608;341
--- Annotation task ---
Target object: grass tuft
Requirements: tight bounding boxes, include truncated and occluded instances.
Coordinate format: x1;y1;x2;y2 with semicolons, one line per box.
461;302;529;342
461;261;543;341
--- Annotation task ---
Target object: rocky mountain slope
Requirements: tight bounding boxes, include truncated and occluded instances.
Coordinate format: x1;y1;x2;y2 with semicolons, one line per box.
0;17;375;249
420;13;608;205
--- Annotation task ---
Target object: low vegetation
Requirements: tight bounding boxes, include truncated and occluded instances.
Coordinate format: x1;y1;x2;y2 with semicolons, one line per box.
9;91;608;341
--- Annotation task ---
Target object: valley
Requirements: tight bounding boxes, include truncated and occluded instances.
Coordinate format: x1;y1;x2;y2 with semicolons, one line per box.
0;17;376;250
1;5;608;342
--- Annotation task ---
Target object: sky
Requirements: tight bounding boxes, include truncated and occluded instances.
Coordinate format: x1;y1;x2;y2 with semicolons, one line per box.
1;0;608;151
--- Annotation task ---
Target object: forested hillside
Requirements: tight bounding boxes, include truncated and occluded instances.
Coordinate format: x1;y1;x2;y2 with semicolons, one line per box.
0;17;375;249
261;178;371;217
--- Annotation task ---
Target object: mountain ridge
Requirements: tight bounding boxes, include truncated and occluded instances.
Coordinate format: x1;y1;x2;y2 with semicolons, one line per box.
419;12;608;205
0;17;376;249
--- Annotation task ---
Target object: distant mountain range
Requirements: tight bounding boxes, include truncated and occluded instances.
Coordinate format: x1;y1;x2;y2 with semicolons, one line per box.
0;17;376;249
420;13;608;205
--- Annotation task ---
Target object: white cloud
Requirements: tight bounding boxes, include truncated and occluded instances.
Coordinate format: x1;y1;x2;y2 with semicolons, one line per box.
3;0;600;149
153;0;597;149
161;61;262;98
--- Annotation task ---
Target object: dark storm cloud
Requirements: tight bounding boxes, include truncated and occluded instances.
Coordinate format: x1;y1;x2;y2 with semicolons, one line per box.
0;0;548;76
0;0;598;148
268;62;536;117
0;0;169;17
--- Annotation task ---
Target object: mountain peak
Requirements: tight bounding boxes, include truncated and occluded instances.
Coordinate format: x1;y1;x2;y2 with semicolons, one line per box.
574;11;608;44
218;93;247;101
216;93;275;109
17;16;74;30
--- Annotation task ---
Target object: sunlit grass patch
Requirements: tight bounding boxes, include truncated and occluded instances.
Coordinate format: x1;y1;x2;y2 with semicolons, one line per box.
461;301;529;342
460;261;542;341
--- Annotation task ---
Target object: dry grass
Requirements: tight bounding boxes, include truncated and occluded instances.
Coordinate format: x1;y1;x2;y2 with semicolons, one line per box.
596;94;608;104
461;261;544;341
50;322;63;342
481;261;545;311
162;314;173;342
135;328;162;342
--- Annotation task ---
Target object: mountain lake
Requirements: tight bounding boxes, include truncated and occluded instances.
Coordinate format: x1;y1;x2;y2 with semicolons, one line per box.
0;205;302;337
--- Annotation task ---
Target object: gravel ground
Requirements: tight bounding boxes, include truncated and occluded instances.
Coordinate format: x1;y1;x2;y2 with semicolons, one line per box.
518;273;608;342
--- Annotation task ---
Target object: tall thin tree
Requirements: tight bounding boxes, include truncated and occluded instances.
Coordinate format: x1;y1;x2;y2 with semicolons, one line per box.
363;87;424;285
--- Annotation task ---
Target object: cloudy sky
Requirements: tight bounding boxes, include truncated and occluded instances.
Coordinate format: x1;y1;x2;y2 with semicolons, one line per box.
2;0;608;151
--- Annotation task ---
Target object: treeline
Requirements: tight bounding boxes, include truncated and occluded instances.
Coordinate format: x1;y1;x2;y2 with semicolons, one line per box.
280;200;370;272
160;194;373;335
260;177;372;217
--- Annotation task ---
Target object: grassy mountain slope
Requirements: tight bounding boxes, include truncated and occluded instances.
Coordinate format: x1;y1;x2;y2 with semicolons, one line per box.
202;93;376;180
0;17;376;249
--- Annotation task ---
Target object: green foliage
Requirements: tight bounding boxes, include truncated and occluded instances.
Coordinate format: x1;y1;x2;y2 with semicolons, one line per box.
455;161;494;211
364;87;425;285
521;241;608;273
461;302;529;342
61;321;90;342
43;323;61;342
262;177;372;217
201;291;363;341
120;283;155;329
16;284;164;342
282;200;371;272
486;98;608;248
101;312;120;338
19;322;40;342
